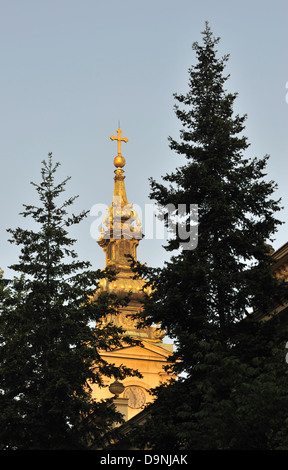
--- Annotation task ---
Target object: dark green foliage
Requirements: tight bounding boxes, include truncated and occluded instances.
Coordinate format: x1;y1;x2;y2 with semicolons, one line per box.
130;23;288;450
0;155;139;450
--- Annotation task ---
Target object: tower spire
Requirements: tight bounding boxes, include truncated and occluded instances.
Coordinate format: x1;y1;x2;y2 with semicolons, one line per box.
98;127;142;269
110;127;129;206
94;126;164;345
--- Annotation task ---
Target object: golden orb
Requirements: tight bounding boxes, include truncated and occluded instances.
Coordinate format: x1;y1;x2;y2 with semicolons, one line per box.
114;155;126;168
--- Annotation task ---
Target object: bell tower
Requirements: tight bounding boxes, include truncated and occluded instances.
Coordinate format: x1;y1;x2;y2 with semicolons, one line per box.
91;128;173;421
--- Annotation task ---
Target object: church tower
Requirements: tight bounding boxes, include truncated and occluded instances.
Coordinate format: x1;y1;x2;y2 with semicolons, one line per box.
91;128;173;422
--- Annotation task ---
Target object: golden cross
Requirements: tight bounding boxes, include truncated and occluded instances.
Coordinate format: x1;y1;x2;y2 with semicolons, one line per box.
110;128;129;156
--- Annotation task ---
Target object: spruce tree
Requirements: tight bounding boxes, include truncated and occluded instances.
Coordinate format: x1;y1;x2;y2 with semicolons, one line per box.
0;154;138;450
132;23;288;450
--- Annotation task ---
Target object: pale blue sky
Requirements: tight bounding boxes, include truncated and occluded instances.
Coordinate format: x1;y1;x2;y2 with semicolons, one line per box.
0;0;287;278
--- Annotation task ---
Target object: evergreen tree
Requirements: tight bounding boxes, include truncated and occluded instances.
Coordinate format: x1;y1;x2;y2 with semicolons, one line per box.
0;154;139;450
131;23;288;450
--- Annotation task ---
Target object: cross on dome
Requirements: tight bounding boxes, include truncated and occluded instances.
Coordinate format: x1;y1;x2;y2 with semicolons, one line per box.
110;128;128;156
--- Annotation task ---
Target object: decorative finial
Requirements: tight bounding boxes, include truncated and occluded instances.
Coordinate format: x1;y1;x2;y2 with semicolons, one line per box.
110;128;128;168
109;380;125;396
